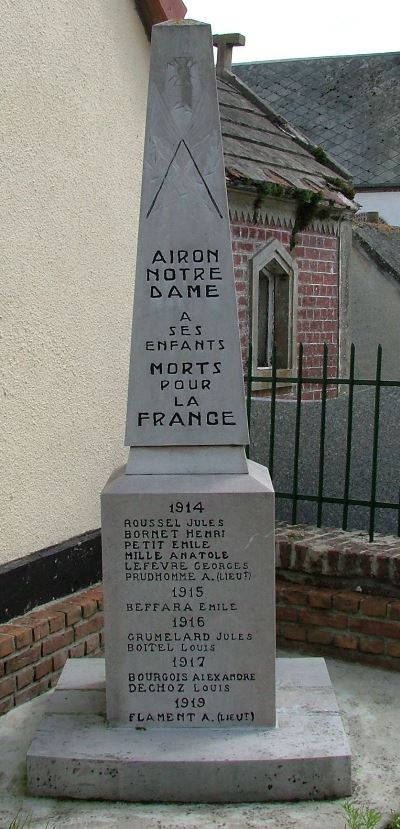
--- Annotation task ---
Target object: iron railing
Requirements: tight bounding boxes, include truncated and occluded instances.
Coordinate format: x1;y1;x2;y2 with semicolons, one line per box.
246;342;400;542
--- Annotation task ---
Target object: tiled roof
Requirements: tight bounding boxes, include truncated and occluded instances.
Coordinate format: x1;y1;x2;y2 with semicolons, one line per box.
354;222;400;281
216;72;354;211
234;52;400;190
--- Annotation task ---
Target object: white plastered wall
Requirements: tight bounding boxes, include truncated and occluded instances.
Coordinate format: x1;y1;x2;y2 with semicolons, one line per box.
0;1;149;562
356;192;400;227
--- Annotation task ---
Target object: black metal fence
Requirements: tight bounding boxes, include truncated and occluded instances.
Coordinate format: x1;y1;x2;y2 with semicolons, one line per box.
246;343;400;542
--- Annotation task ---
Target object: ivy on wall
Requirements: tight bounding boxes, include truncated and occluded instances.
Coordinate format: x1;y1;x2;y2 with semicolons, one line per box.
289;190;329;250
229;176;353;251
252;181;330;250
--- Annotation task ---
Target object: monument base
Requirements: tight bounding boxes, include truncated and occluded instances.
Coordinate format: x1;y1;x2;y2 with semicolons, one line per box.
27;657;351;802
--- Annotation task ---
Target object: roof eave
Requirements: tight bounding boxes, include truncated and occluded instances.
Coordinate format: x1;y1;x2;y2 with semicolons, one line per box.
356;184;400;193
135;0;187;38
226;177;354;216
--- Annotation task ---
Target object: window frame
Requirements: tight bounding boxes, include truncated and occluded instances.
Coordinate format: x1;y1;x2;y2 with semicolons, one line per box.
249;239;298;387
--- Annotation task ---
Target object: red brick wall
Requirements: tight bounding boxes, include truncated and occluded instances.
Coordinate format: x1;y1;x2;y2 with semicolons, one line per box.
275;523;400;670
277;581;400;671
0;587;103;715
2;524;400;715
230;219;339;399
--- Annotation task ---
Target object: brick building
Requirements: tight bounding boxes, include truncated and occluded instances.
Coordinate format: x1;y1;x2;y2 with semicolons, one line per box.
215;42;355;397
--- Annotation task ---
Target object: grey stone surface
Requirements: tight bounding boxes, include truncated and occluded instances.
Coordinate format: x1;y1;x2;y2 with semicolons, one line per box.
350;235;400;382
4;654;400;826
27;656;351;803
125;21;248;450
47;659;105;715
101;461;276;728
250;387;400;536
126;445;248;475
354;223;400;285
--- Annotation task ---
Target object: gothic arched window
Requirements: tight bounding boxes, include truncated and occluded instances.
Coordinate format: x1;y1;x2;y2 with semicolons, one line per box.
250;239;298;385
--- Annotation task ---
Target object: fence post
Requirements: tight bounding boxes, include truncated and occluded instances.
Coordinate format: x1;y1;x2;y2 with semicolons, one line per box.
316;343;329;527
269;345;277;478
248;340;398;541
291;343;304;525
342;343;355;530
369;344;382;542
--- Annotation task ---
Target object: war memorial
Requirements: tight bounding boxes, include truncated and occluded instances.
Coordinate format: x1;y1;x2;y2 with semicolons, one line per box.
27;19;351;802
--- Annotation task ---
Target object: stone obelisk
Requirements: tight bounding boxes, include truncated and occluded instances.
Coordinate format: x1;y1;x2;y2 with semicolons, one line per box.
27;20;351;803
124;20;248;471
102;19;276;728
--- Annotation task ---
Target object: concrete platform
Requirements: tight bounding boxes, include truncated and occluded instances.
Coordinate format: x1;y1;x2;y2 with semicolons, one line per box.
27;657;351;802
2;654;400;828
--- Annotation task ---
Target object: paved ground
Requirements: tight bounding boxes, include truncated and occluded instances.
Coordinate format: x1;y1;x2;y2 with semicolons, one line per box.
0;654;399;829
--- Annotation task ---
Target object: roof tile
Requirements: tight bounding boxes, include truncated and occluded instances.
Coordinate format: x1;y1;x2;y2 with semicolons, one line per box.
217;73;354;211
235;53;400;189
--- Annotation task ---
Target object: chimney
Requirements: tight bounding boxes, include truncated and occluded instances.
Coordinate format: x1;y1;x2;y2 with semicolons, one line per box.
213;33;245;73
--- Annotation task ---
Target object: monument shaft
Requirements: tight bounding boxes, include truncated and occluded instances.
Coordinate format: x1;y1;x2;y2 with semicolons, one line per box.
102;19;276;728
125;21;248;449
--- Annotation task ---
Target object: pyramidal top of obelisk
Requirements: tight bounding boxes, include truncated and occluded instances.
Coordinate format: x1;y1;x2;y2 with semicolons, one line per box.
125;20;249;473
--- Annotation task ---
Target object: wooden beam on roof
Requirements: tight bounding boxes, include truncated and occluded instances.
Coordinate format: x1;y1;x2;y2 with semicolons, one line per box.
136;0;187;38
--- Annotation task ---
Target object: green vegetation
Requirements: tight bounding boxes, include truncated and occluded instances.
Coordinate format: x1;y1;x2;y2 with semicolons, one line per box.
253;181;286;210
234;178;337;250
342;802;400;829
231;158;356;251
330;177;356;200
290;189;330;250
6;812;56;829
342;801;381;829
7;812;32;829
251;180;330;250
309;144;330;165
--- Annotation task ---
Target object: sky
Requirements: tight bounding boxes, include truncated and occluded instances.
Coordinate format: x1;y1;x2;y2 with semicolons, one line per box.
184;0;400;62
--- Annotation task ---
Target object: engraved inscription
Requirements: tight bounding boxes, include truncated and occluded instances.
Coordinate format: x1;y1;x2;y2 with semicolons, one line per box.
134;246;241;432
110;496;269;726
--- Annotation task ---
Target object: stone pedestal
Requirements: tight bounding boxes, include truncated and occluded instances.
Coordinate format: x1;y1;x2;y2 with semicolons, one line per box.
27;656;351;802
101;460;275;728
